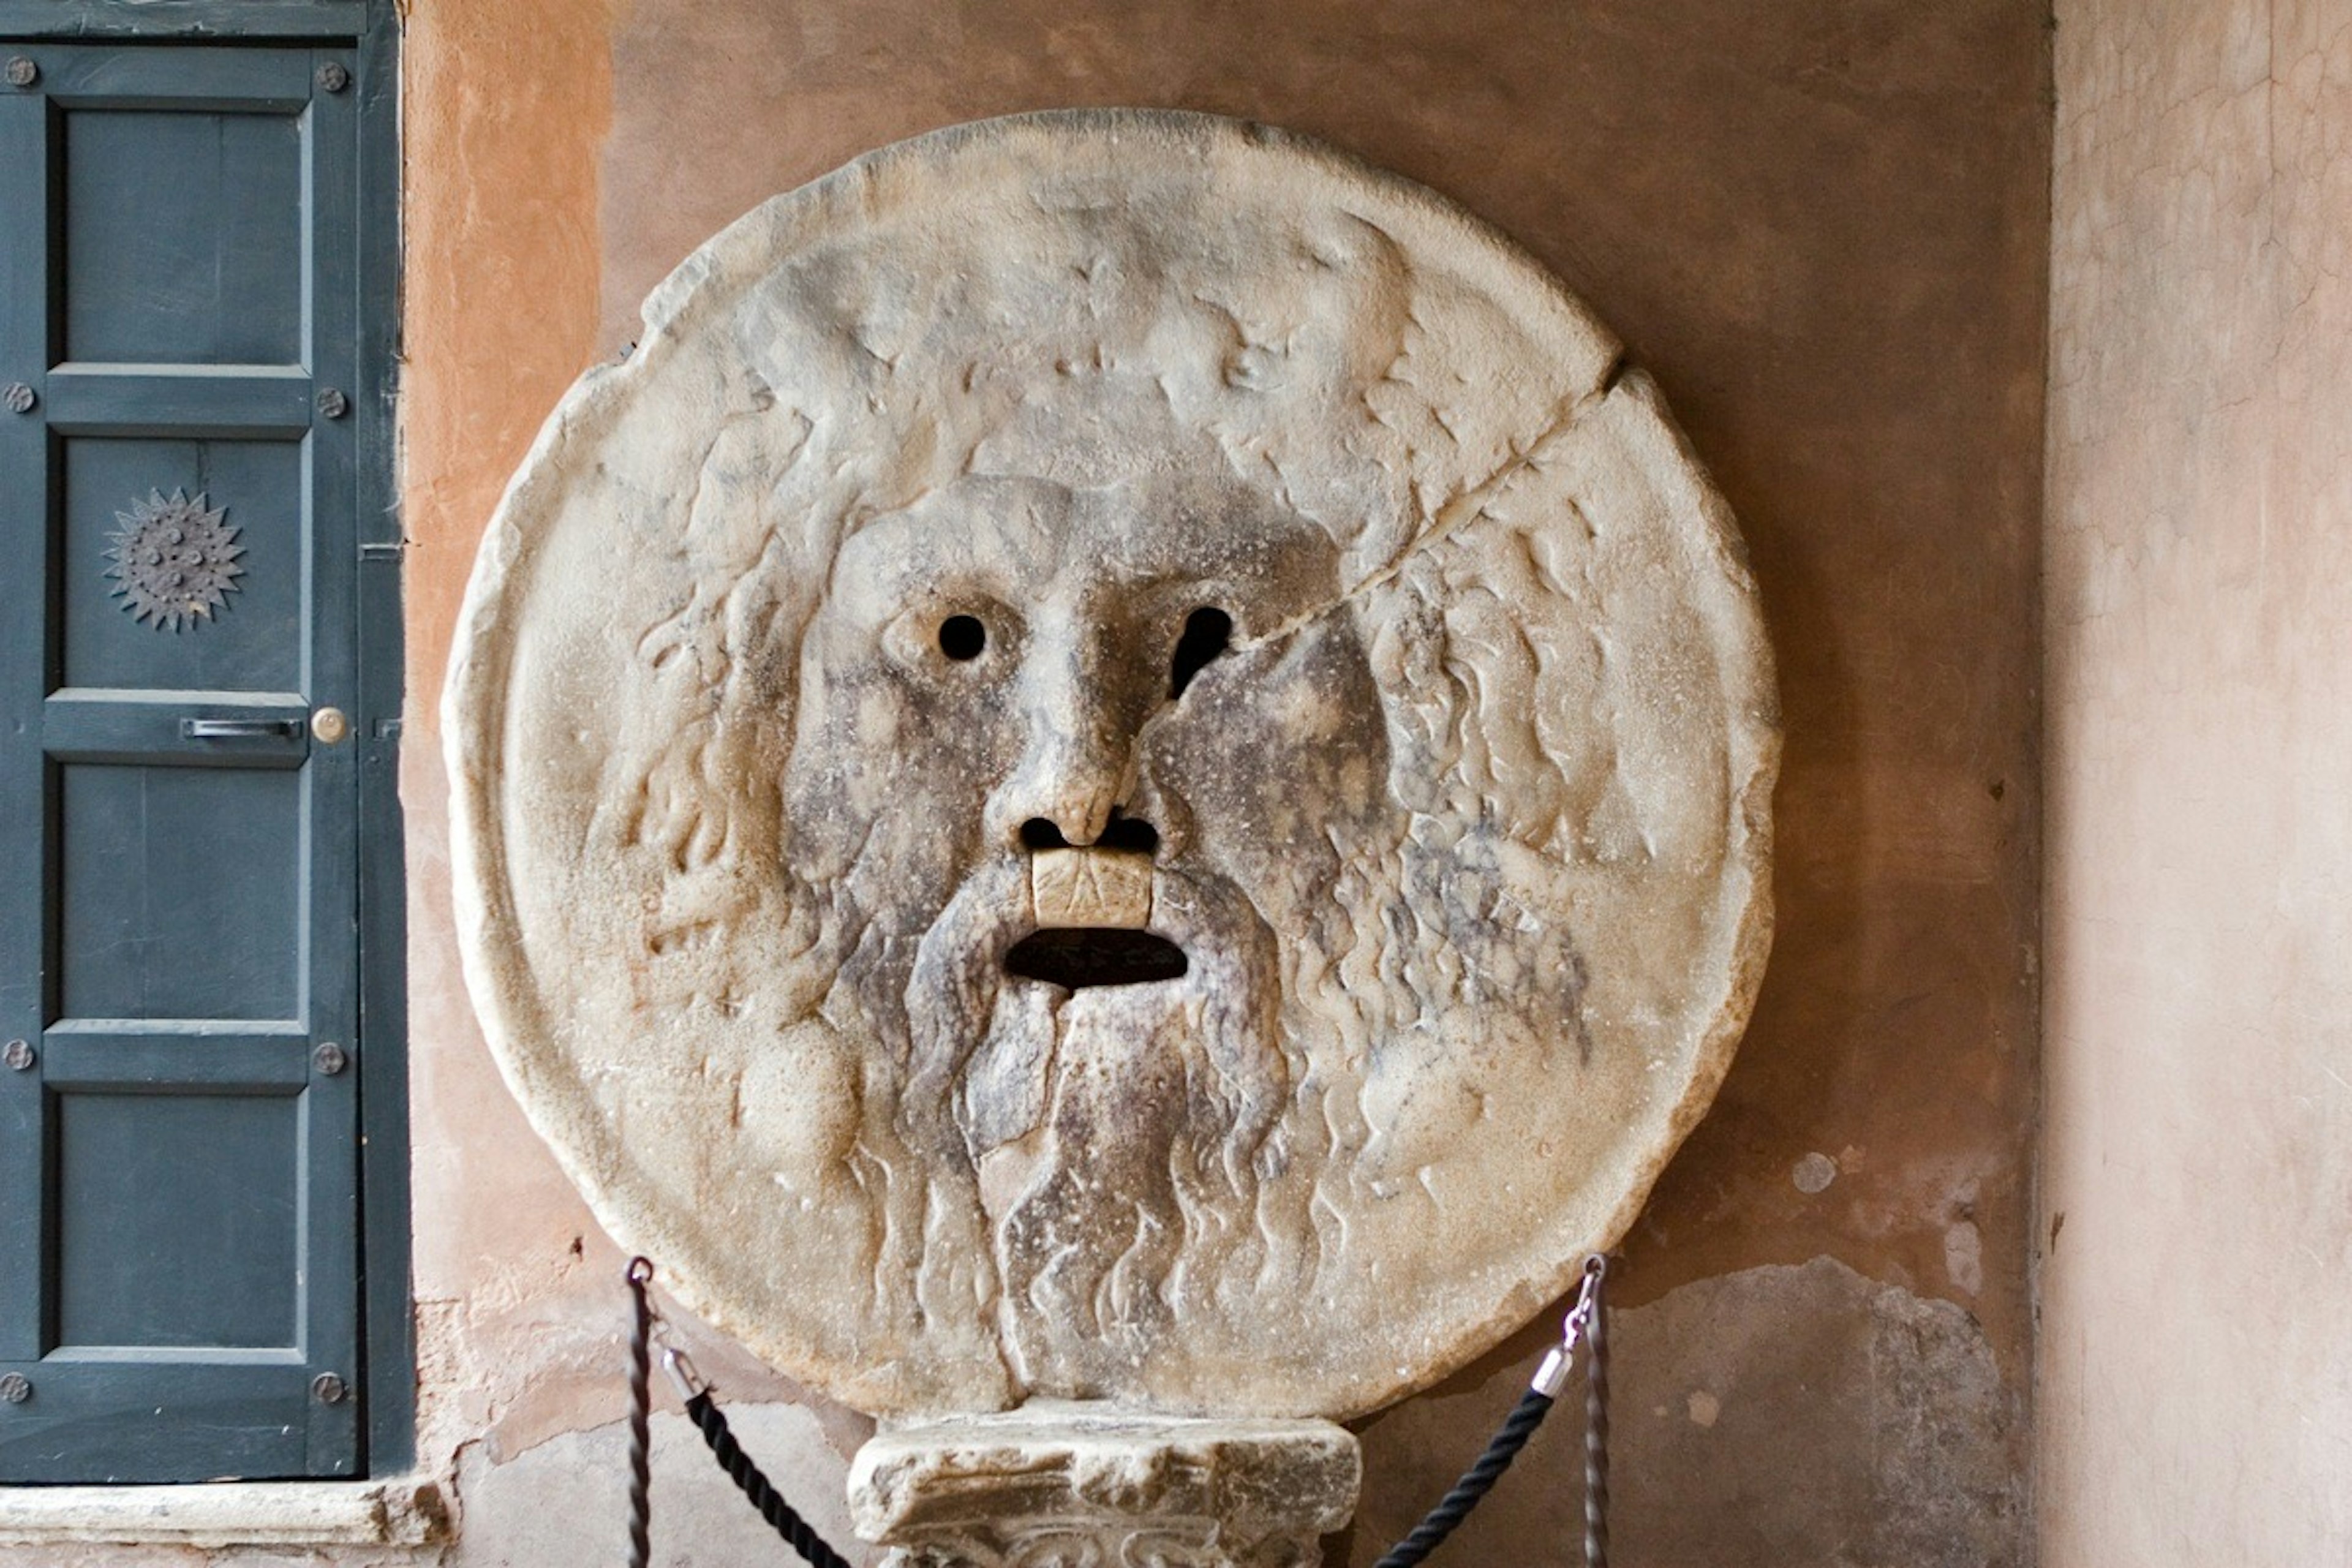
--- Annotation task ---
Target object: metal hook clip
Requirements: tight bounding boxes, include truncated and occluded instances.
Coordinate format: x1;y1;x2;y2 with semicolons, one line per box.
1530;1254;1609;1398
625;1255;707;1401
662;1344;707;1403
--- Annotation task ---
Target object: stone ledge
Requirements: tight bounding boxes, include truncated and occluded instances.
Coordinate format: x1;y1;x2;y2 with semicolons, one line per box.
850;1407;1360;1568
0;1477;450;1548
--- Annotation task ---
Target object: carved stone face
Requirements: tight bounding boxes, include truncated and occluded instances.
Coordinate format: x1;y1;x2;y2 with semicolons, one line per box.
447;111;1779;1420
780;447;1387;1390
786;459;1362;927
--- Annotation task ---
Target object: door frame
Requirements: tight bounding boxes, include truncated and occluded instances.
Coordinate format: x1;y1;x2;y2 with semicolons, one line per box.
0;0;412;1476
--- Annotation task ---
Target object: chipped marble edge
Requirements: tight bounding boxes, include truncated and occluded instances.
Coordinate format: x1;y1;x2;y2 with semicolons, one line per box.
0;1478;450;1549
862;1407;1359;1446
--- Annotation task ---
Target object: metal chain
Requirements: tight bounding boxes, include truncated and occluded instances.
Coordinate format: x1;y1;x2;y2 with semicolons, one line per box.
625;1257;655;1568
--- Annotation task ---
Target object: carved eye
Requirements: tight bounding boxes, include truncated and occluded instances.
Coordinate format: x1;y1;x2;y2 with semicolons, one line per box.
938;614;987;661
1169;606;1231;698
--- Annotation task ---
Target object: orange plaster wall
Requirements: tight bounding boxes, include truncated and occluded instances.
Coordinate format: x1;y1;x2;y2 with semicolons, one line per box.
396;0;641;1478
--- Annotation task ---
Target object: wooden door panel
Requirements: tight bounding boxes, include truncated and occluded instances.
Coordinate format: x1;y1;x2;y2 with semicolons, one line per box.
0;1360;317;1484
62;107;306;366
0;37;366;1482
59;434;308;714
55;1090;303;1349
43;366;317;434
56;763;305;1021
39;692;314;767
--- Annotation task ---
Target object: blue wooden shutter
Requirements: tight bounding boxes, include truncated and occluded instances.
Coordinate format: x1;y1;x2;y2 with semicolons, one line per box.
0;39;369;1482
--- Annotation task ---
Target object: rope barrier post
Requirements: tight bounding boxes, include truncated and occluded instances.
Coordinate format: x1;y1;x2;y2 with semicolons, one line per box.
625;1257;655;1568
1581;1255;1608;1568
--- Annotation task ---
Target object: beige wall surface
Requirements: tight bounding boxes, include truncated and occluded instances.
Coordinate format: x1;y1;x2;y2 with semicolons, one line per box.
0;2;2050;1562
2040;1;2352;1562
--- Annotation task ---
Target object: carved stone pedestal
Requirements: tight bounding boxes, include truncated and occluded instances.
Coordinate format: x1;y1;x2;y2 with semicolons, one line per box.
848;1408;1361;1568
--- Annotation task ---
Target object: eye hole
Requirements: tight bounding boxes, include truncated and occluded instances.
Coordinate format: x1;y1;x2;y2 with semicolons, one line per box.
1169;606;1232;698
938;614;987;661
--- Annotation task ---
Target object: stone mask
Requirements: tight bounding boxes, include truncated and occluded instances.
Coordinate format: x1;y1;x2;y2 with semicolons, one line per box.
447;110;1778;1422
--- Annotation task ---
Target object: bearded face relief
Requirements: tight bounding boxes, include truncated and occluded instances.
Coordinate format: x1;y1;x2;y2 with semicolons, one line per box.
447;111;1779;1422
782;454;1385;1393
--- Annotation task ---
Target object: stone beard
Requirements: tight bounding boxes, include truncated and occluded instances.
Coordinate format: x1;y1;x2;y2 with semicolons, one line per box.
614;407;1591;1399
449;111;1775;1422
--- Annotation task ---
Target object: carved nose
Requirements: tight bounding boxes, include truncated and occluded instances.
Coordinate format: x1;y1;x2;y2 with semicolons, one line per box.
1011;726;1130;848
992;606;1164;852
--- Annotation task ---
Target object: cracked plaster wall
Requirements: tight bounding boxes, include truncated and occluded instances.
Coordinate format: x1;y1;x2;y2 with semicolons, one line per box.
0;1;2050;1562
2040;1;2352;1562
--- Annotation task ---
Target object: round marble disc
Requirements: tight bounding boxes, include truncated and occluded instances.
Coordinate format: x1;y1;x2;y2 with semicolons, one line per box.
446;110;1777;1420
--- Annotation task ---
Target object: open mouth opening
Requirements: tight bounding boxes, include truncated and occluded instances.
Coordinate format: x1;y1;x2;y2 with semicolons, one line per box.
1005;927;1189;991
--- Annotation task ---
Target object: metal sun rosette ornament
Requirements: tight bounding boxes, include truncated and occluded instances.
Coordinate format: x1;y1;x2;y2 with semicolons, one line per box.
105;488;245;631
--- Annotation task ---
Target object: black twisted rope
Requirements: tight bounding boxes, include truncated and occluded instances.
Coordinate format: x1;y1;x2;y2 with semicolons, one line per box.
684;1390;856;1568
1374;1254;1611;1568
1371;1385;1558;1568
624;1257;655;1568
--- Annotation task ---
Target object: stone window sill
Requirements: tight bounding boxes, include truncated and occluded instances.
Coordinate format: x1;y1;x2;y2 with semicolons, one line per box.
0;1477;449;1548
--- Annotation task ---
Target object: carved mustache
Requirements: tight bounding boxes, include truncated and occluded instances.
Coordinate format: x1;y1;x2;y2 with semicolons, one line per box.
889;852;1288;1171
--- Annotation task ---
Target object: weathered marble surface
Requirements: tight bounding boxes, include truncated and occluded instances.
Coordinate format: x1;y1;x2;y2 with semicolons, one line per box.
851;1409;1359;1568
445;110;1777;1420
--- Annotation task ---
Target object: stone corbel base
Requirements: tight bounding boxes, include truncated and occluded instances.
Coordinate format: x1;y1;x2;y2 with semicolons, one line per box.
848;1406;1361;1568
